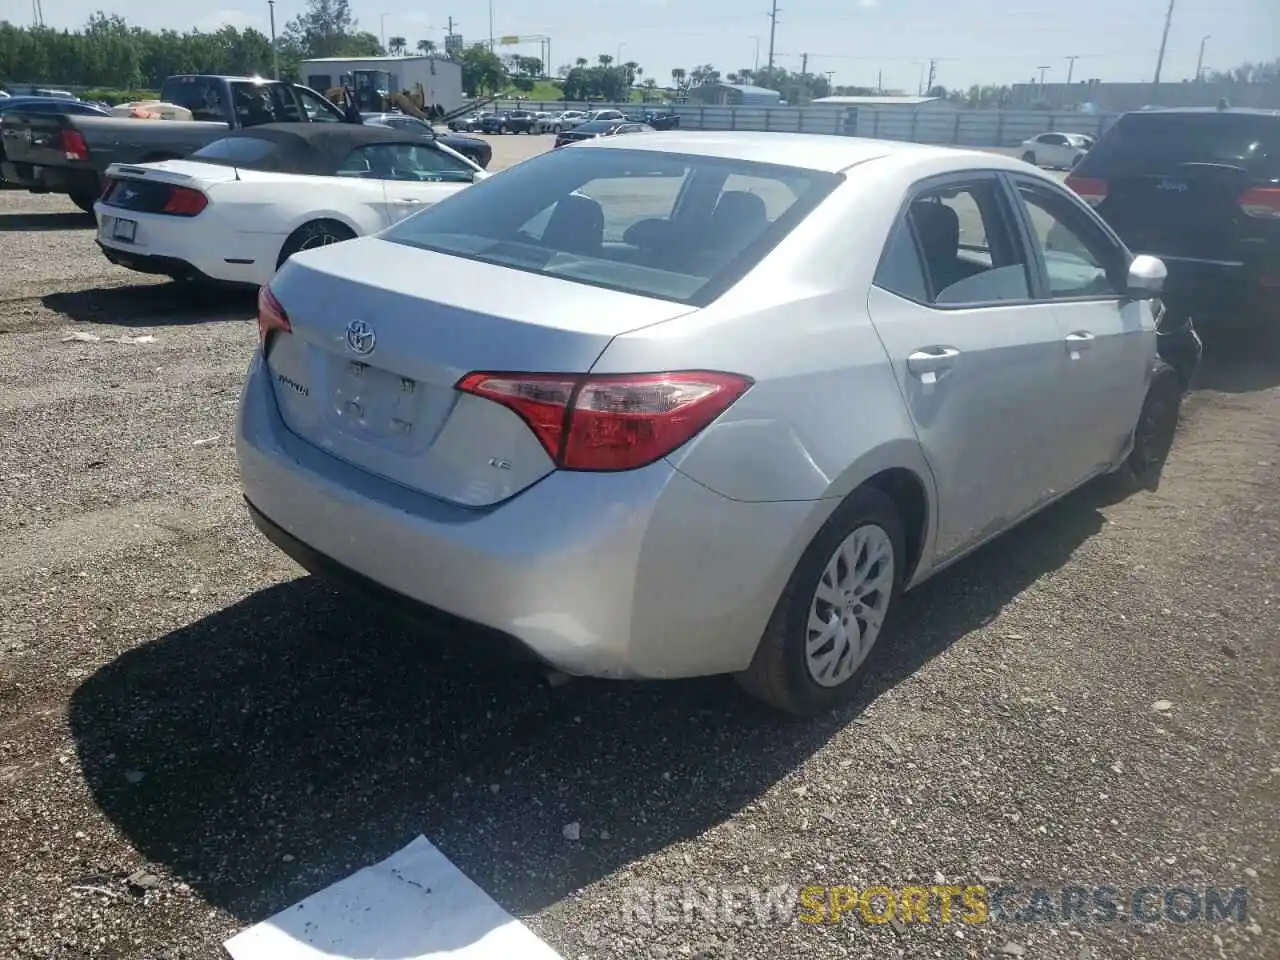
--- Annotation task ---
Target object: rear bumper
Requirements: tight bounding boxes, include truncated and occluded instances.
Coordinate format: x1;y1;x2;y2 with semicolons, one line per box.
235;350;819;680
1;160;98;194
94;202;282;286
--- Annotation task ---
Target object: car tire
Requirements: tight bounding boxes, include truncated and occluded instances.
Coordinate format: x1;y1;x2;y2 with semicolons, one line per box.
276;219;357;270
1104;359;1184;495
69;190;98;214
735;486;905;718
498;124;508;134
1021;151;1037;165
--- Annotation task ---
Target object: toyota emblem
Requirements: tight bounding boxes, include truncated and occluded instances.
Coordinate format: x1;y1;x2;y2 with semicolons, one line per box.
345;319;376;355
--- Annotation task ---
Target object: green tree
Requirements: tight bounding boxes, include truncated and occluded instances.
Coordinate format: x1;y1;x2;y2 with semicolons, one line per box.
388;36;406;56
416;39;436;55
456;43;506;96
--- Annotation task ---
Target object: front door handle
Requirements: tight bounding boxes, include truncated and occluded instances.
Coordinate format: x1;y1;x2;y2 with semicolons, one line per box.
1065;331;1095;357
906;346;961;384
396;197;423;203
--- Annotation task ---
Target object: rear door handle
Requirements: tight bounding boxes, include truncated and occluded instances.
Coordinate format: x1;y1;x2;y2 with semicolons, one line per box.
1065;331;1095;357
906;346;961;384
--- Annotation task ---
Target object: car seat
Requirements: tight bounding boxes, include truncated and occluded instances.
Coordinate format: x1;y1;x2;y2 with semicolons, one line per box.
909;200;985;295
541;195;605;257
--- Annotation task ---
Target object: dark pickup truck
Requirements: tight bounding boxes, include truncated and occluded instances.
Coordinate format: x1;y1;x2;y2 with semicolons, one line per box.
0;74;488;211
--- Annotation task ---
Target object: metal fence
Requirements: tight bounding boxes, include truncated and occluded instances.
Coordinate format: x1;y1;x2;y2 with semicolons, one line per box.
494;100;1121;148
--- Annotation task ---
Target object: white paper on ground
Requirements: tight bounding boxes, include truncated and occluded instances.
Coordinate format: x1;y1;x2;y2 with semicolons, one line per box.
223;835;564;960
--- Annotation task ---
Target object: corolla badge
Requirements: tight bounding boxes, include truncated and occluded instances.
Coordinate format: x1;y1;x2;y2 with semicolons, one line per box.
1156;179;1189;192
345;319;376;355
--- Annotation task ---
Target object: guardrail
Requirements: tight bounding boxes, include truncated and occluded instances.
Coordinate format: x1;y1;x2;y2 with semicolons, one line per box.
493;100;1121;148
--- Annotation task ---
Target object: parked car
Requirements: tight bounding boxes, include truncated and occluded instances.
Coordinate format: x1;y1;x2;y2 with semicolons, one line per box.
236;131;1192;717
0;74;354;211
0;96;113;196
447;112;490;133
1066;106;1280;335
554;119;654;147
627;110;681;130
541;110;587;133
1019;132;1093;170
557;109;626;133
360;111;492;168
94;123;485;287
478;110;537;134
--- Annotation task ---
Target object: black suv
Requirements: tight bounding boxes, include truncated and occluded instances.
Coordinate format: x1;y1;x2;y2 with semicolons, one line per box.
1066;107;1280;329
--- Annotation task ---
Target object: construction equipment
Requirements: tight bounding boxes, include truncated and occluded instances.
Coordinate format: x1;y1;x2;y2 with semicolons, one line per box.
325;70;432;120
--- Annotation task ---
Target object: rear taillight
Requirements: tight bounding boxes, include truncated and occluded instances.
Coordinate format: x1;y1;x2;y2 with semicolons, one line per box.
1065;175;1108;206
456;370;753;472
59;129;89;162
162;185;207;216
1238;186;1280;219
257;286;290;346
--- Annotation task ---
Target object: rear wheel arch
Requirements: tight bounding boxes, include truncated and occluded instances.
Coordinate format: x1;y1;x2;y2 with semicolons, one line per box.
861;467;930;585
276;217;359;270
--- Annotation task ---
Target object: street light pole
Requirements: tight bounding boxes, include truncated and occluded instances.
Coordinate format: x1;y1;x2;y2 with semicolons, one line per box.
1196;34;1210;80
1152;0;1175;86
488;0;495;51
1065;54;1079;84
751;36;760;73
766;0;780;72
267;0;280;79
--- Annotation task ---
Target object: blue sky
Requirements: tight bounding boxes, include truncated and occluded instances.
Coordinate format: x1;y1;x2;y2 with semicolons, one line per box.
29;0;1278;92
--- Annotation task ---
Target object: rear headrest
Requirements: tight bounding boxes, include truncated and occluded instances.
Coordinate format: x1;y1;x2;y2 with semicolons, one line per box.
909;200;960;257
541;194;604;254
712;190;768;230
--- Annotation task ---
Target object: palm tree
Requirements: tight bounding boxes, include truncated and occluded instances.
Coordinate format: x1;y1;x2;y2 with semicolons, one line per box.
388;36;407;56
671;67;686;89
417;39;436;55
597;53;614;68
575;57;588;69
622;60;641;86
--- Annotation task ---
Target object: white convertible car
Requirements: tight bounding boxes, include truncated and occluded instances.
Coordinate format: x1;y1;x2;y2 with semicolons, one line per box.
94;122;487;287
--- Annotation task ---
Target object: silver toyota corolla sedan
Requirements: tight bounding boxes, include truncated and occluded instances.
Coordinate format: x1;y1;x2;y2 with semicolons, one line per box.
236;131;1186;716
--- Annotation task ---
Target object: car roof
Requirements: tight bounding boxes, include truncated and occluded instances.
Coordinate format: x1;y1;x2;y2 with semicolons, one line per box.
199;122;430;175
578;130;1023;174
1123;106;1280;117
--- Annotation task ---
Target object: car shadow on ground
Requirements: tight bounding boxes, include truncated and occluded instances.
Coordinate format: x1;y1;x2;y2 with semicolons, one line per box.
43;282;256;326
0;211;93;231
68;483;1109;950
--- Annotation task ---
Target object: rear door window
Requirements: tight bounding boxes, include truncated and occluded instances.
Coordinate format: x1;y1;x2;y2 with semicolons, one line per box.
1085;112;1280;177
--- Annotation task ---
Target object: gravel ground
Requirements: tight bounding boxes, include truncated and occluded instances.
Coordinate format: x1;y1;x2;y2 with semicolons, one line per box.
0;140;1277;960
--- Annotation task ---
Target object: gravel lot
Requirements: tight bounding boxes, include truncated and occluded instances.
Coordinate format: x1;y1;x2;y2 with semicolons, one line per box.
0;132;1277;960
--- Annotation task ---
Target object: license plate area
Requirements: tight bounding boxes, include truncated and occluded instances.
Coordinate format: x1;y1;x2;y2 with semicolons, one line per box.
103;215;137;243
327;358;441;453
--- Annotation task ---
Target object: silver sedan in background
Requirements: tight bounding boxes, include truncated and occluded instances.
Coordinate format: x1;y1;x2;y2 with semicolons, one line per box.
236;132;1188;717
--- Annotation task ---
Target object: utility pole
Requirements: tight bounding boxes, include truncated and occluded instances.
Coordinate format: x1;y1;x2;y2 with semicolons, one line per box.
877;69;883;93
766;0;780;72
800;53;808;75
1152;0;1175;86
1065;54;1079;83
267;0;280;80
1196;34;1210;80
488;0;495;52
925;58;937;94
1037;64;1051;85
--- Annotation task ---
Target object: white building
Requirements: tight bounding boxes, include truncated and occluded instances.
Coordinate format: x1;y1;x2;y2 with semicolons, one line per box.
300;56;465;113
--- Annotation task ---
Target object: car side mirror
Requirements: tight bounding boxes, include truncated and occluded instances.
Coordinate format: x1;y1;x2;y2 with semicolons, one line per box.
1126;254;1167;299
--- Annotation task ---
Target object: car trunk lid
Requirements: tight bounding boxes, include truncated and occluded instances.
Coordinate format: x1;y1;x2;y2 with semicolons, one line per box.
264;237;698;507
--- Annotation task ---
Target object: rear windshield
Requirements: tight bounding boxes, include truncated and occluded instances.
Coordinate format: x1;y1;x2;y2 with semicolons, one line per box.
1083;112;1280;177
159;78;303;126
381;146;841;305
